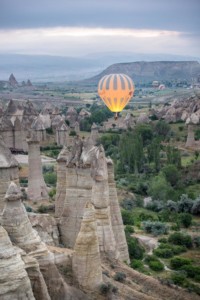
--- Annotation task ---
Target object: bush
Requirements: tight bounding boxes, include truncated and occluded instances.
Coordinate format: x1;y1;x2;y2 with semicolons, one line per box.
37;204;48;214
144;255;159;263
49;188;56;199
142;221;169;236
149;260;164;272
121;198;135;210
177;194;193;213
69;130;77;136
168;232;192;248
166;200;178;212
170;257;192;270
130;259;144;270
180;265;200;280
191;197;200;215
125;225;134;235
44;172;57;186
121;210;134;225
126;237;145;260
193;236;200;248
146;200;164;212
113;272;126;282
158;237;168;243
156;243;186;255
144;255;164;271
178;213;192;228
25;205;33;212
99;283;111;295
170;272;187;286
153;248;174;258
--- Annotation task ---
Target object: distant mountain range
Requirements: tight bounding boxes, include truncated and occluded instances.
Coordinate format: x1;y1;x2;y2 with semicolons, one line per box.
0;53;199;82
83;61;200;85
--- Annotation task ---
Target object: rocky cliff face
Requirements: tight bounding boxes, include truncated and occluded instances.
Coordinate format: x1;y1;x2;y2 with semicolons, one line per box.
72;202;102;291
57;137;130;263
0;138;19;213
0;225;35;300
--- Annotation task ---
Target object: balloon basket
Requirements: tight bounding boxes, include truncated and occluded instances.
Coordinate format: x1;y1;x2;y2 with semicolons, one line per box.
114;112;118;120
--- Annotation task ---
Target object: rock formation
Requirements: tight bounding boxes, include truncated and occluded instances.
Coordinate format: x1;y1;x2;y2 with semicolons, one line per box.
90;122;100;144
0;138;19;213
107;159;130;262
66;106;78;126
0;225;35;300
55;146;69;217
9;73;18;87
59;146;93;247
90;145;118;259
72;202;102;291
56;122;69;146
57;136;130;262
31;115;46;141
1;182;77;300
27;131;48;201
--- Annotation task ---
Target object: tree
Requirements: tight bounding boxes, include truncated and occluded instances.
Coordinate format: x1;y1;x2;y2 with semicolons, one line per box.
147;138;161;171
154;120;171;139
148;174;173;201
162;164;180;187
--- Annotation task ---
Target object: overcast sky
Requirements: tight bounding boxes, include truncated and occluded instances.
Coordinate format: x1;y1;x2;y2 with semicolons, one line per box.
0;0;199;57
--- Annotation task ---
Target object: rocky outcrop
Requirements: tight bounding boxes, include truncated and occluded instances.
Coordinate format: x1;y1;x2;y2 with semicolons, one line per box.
90;122;99;144
107;160;130;263
27;131;49;201
0;138;19;213
0;225;35;300
55;146;68;217
31;115;46;141
9;73;18;87
56;122;69;146
72;202;102;291
66;107;78;126
91;145;118;258
1;182;75;300
28;213;59;246
59;166;93;247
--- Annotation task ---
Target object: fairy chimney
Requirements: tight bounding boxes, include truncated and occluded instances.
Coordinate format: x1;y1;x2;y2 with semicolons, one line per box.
27;131;48;201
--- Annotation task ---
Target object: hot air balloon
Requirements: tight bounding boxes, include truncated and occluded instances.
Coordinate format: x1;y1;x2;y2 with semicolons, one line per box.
98;73;134;119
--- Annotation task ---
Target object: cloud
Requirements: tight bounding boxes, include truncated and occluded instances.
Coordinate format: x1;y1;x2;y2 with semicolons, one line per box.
0;26;198;57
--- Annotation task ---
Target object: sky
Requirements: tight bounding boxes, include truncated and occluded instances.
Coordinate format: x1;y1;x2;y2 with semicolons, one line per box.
0;0;200;58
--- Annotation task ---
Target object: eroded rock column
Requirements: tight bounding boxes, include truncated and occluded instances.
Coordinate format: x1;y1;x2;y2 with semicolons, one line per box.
91;146;118;259
0;225;35;300
186;124;195;147
107;160;130;263
27;132;48;201
72;202;102;291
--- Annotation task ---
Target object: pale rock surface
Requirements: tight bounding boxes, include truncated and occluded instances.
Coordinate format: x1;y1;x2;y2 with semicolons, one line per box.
72;202;102;291
2;182;75;300
27;131;49;201
55;146;68;217
0;225;35;300
56;122;69;146
107;159;130;263
31;115;46;141
28;213;59;246
0;138;19;213
90;122;100;144
91;145;118;258
137;113;150;124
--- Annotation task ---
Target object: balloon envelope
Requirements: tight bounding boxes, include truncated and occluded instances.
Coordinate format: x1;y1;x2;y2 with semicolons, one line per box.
98;74;134;113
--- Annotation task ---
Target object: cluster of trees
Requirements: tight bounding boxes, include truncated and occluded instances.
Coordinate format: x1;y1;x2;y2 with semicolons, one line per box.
80;103;113;131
